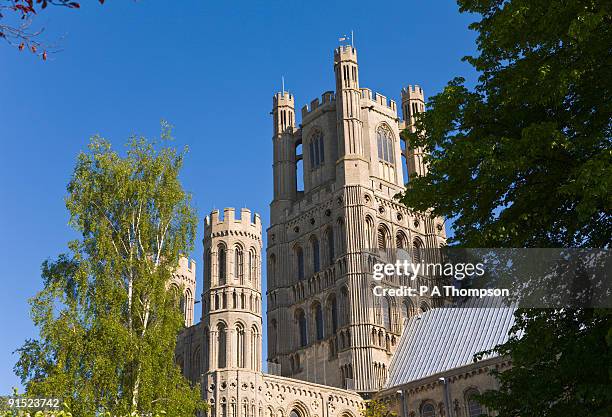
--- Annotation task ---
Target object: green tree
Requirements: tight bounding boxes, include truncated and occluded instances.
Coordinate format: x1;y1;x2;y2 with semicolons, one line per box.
400;0;611;248
398;1;612;416
14;123;203;416
361;399;396;417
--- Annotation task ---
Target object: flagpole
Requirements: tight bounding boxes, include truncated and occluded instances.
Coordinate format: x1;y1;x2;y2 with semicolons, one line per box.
351;30;354;47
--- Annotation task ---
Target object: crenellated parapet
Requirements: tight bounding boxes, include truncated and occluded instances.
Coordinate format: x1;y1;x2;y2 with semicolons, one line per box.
334;45;358;65
301;91;336;119
205;207;262;242
360;88;397;114
401;84;424;102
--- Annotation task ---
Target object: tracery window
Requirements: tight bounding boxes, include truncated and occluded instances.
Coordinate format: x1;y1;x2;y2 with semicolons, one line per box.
309;131;325;169
377;125;396;182
377;126;395;163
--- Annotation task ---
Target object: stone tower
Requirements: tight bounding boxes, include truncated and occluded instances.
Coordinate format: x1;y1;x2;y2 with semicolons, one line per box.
401;85;428;178
200;208;264;415
266;46;447;394
172;256;197;327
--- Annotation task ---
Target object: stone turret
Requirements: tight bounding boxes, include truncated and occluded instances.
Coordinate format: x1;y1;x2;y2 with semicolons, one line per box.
334;46;368;185
172;256;197;327
272;92;298;219
401;85;428;177
202;207;263;375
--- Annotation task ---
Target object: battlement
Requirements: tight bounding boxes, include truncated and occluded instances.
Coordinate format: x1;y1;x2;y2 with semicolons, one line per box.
177;256;197;276
334;45;357;64
204;207;262;236
300;91;335;118
401;85;424;102
273;91;294;108
360;88;397;113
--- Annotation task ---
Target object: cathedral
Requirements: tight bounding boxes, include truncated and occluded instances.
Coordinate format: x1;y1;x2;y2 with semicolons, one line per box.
174;46;515;417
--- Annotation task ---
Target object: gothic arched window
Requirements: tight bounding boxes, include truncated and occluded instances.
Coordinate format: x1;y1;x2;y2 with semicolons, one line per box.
465;389;483;417
340;285;350;326
295;246;305;280
313;302;324;340
326;228;334;264
269;254;276;287
249;248;257;285
296;309;307;347
218;244;227;285
184;288;193;326
421;403;435;417
192;346;201;383
378;225;389;249
377;126;395;164
251;325;260;370
381;297;391;330
396;232;407;249
270;319;278;355
365;216;374;249
413;238;424;264
203;327;210;371
236;323;245;368
328;295;338;333
309;131;325;169
217;322;227;368
205;249;212;284
311;237;320;273
235;244;244;284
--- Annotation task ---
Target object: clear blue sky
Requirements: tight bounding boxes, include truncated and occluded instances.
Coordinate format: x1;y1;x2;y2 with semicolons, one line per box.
0;0;478;392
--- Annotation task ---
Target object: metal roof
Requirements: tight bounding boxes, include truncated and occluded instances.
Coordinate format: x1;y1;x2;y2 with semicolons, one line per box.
384;297;517;388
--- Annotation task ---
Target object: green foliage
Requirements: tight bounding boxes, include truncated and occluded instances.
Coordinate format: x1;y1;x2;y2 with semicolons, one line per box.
476;308;612;417
13;123;203;417
361;399;396;417
399;0;611;248
397;1;612;416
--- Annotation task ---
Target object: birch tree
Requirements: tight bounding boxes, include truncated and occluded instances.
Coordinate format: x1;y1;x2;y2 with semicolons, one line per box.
14;123;203;416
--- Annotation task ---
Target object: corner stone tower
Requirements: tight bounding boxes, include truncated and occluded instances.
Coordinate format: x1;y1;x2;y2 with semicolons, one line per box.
172;257;197;327
200;208;264;413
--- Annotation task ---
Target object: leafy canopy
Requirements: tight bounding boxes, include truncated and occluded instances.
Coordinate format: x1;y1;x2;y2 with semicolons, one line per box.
400;0;611;248
14;123;203;416
398;1;612;416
